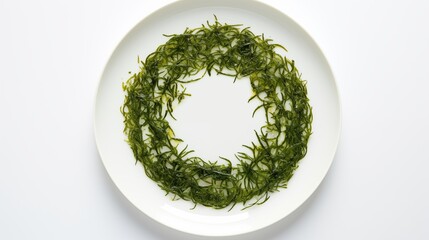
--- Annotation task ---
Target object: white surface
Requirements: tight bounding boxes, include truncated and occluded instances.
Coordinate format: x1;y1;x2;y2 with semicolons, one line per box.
1;0;428;239
94;0;340;236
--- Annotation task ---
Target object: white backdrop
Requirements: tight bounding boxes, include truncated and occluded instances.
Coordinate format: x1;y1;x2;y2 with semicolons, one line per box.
1;0;428;239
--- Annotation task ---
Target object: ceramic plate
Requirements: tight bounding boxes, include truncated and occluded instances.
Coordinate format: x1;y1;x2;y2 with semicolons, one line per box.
94;0;341;236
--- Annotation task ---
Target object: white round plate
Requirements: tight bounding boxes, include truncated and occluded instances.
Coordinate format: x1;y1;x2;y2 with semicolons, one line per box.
94;0;341;237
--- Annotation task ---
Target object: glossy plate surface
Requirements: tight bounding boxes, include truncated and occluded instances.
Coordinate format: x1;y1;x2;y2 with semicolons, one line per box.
94;0;341;236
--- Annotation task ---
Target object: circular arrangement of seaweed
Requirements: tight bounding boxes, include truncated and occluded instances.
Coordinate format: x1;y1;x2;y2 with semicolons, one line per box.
121;18;312;210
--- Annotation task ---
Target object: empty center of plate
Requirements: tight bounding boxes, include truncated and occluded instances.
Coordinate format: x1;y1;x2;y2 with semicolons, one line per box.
169;74;265;164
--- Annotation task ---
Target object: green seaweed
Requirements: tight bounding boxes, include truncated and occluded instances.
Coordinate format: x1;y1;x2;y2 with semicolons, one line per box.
121;18;312;210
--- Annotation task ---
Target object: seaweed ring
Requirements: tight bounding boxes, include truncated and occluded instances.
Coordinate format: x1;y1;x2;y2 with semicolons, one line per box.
121;19;312;209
